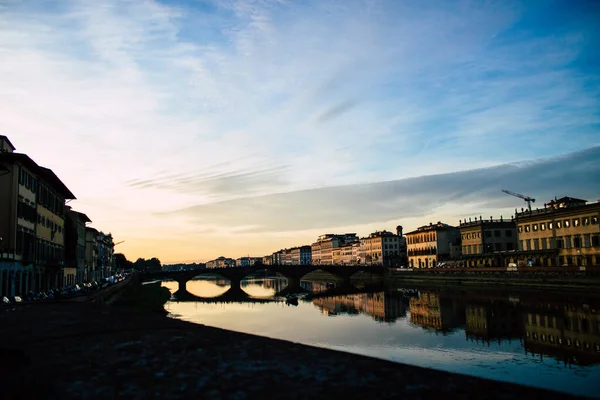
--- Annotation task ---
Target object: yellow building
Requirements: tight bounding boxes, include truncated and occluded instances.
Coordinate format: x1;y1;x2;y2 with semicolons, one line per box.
515;196;600;267
406;222;461;268
0;136;75;297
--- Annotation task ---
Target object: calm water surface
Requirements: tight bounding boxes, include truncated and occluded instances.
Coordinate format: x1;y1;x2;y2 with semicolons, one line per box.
162;275;600;398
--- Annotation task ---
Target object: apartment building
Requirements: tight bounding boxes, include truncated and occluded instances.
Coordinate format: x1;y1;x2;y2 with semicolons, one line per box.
406;222;461;268
459;217;518;267
206;256;236;268
359;229;404;267
340;243;355;265
514;196;600;267
236;256;262;267
311;233;357;266
64;207;91;285
288;245;311;265
85;227;98;281
0;135;76;297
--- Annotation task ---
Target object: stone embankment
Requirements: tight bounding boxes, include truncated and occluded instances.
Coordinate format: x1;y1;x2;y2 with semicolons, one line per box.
0;281;588;400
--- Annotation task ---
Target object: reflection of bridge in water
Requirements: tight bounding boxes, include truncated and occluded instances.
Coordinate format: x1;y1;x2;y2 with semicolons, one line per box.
170;280;386;304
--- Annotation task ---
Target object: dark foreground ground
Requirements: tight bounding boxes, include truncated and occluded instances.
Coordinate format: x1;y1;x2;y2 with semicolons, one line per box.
0;283;588;400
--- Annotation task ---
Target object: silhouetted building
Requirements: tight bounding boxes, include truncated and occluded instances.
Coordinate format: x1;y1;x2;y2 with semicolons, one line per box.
459;217;517;267
0;135;76;297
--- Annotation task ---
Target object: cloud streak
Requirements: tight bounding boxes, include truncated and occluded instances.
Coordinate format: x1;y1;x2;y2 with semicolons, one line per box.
165;146;600;233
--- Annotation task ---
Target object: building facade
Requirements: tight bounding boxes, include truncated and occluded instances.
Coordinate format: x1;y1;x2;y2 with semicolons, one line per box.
406;222;461;268
64;208;91;284
514;197;600;267
359;230;403;266
459;217;518;267
311;233;357;266
0;136;76;297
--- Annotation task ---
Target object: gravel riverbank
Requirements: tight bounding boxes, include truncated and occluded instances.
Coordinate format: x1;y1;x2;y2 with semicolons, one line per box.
0;282;588;400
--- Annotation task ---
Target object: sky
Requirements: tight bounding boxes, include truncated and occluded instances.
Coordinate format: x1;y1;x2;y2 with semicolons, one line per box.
1;0;599;263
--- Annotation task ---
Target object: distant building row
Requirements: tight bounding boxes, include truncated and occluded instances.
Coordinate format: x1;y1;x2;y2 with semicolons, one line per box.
0;135;118;298
205;195;599;269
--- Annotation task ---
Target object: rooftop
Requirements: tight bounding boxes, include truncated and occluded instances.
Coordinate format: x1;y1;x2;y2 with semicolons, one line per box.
405;222;456;235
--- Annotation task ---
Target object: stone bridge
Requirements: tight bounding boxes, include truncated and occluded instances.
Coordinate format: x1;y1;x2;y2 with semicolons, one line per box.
145;265;385;294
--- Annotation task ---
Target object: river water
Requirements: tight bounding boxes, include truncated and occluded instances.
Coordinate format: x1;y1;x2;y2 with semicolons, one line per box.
162;274;600;398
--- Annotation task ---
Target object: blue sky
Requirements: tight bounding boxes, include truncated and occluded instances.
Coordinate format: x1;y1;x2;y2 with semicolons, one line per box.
0;0;598;262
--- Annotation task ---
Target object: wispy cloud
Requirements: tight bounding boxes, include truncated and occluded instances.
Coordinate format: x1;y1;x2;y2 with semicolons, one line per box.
0;0;598;261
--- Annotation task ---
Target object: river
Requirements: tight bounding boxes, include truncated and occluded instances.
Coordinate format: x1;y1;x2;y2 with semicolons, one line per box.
162;274;600;398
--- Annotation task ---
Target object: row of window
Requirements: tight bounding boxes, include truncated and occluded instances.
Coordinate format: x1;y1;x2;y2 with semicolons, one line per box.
17;200;36;224
526;332;599;352
520;216;599;233
18;168;67;216
15;231;64;264
18;167;36;192
463;242;515;255
462;230;513;240
407;232;436;244
519;234;600;251
37;214;63;234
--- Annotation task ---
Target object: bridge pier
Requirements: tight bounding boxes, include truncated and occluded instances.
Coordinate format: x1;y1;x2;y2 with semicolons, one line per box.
176;280;187;292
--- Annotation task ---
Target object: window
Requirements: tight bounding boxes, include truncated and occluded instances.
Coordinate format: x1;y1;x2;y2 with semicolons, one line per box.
556;238;564;249
486;231;492;237
565;236;572;249
564;219;570;228
494;230;501;237
592;236;599;247
583;217;590;226
573;236;582;248
540;223;546;231
518;226;523;233
494;243;502;252
548;222;553;229
526;239;531;250
592;216;599;225
507;242;514;251
573;218;580;227
584;234;591;248
519;241;524;251
532;224;538;231
533;239;539;250
505;230;513;237
541;238;547;250
556;221;562;229
467;233;471;239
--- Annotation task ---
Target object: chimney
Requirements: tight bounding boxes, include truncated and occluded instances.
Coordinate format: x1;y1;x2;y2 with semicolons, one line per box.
396;225;403;236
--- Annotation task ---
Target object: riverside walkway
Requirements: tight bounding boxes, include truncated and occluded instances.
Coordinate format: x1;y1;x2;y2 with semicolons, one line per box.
0;284;585;400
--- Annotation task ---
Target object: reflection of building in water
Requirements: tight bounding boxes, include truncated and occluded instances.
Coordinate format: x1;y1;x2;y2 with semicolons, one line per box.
409;291;464;333
524;304;600;366
312;292;407;322
241;278;288;293
465;304;521;342
301;280;332;292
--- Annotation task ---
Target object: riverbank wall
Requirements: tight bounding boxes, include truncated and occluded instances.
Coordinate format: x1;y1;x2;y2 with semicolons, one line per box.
385;269;600;292
0;281;589;400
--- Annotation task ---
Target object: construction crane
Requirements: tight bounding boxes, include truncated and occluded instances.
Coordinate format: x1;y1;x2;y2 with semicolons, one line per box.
114;241;125;246
502;189;535;212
